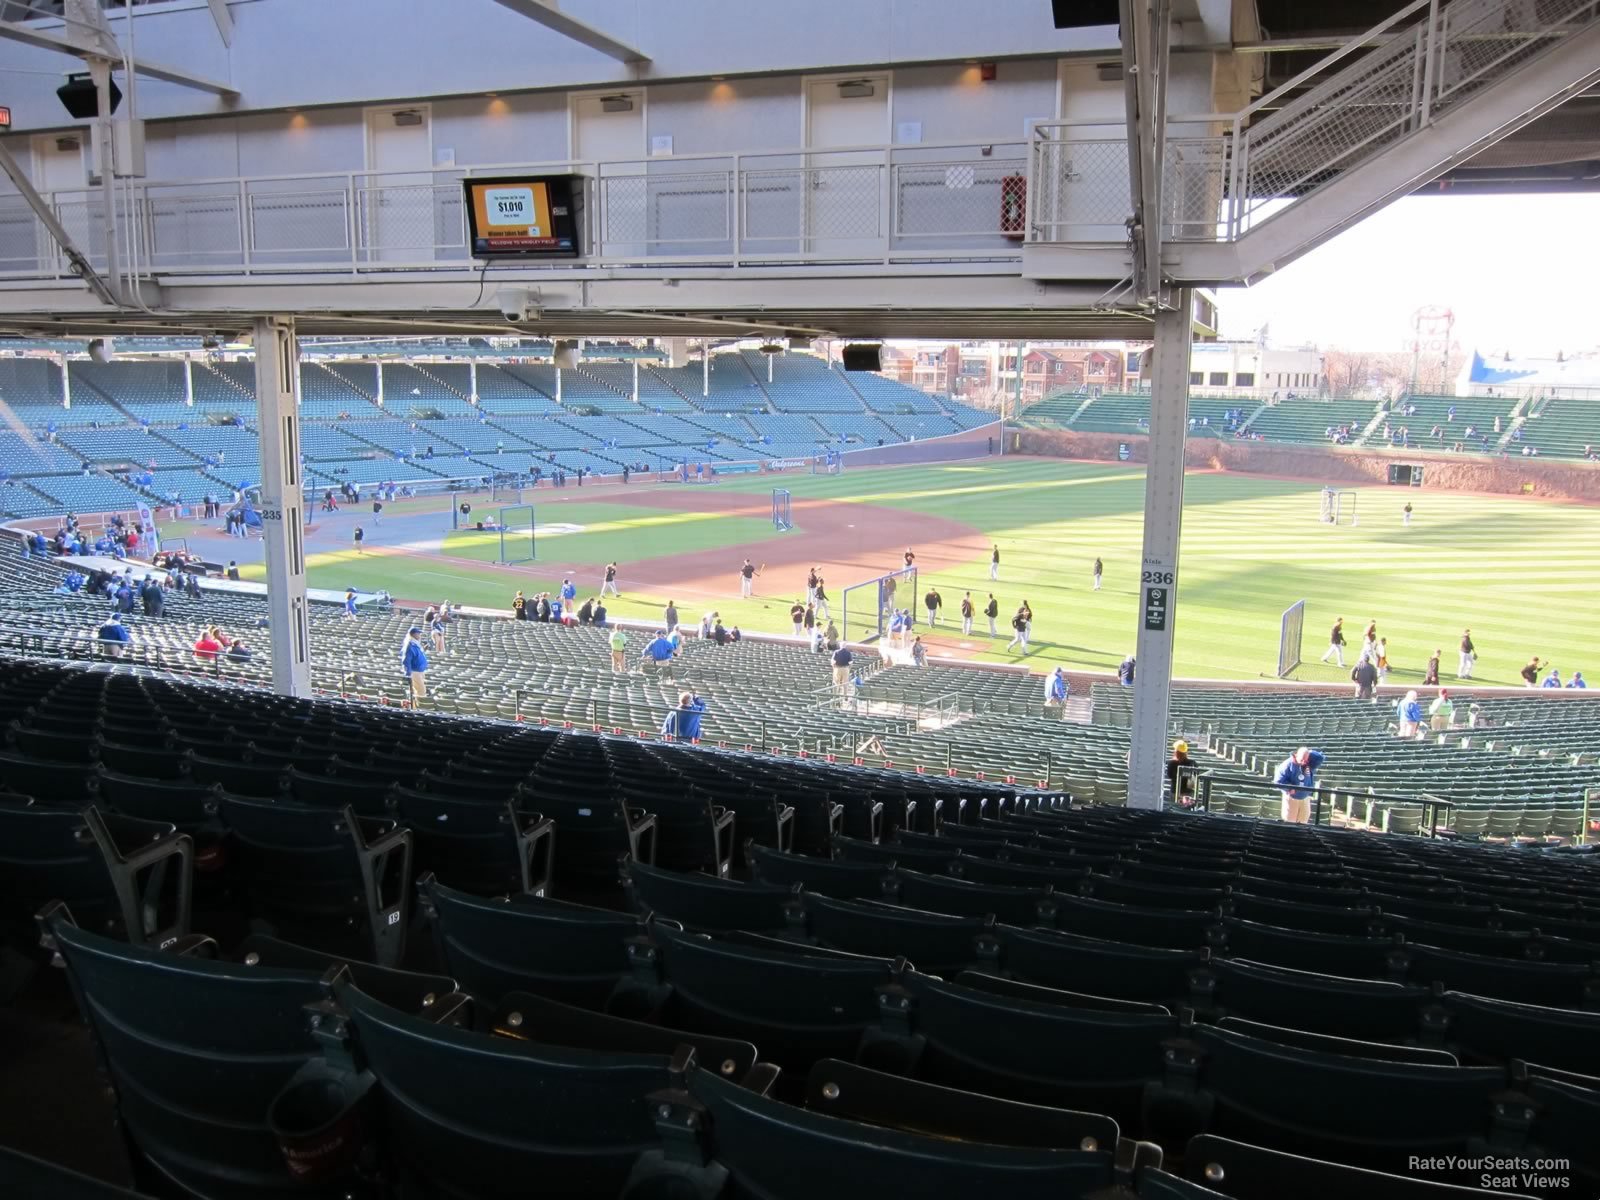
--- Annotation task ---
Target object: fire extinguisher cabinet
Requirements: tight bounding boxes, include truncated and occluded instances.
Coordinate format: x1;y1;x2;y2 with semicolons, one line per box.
1000;175;1026;241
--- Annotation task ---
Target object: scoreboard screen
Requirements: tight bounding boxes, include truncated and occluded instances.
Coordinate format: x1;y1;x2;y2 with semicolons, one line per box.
463;174;585;257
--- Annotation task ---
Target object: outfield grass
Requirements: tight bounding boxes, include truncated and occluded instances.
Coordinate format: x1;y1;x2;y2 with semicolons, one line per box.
226;460;1600;685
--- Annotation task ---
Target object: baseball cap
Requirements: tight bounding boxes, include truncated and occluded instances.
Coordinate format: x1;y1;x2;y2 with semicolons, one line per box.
1174;740;1188;755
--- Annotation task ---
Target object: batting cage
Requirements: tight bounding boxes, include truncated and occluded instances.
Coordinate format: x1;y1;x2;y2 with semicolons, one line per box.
771;488;792;531
492;473;526;504
498;505;535;565
842;565;917;643
1319;487;1358;525
1277;599;1306;678
812;451;843;476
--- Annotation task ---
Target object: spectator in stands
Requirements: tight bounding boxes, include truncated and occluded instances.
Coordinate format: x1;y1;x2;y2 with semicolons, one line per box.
1396;690;1423;738
513;590;526;620
985;593;999;638
790;599;806;635
1167;741;1196;807
226;640;252;663
534;593;552;622
831;643;853;691
1458;629;1476;679
1273;746;1324;824
1320;617;1347;667
576;597;595;626
1568;671;1587;689
713;619;731;646
114;578;135;614
1542;667;1562;688
401;628;429;701
643;630;675;671
97;613;130;657
664;601;678;632
1093;557;1103;591
1044;667;1067;709
990;545;999;581
1429;689;1455;731
593;600;608;628
429;608;446;657
184;571;201;600
193;629;223;661
140;575;164;618
924;587;942;627
1425;648;1441;686
1351;656;1378;699
1521;656;1543;688
661;692;706;741
1118;654;1136;686
910;637;928;667
608;625;628;673
227;561;240;581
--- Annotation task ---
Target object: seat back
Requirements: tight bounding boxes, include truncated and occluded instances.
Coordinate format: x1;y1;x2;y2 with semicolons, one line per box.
340;980;671;1199
669;1063;1117;1199
626;860;793;933
421;877;640;1008
52;917;326;1197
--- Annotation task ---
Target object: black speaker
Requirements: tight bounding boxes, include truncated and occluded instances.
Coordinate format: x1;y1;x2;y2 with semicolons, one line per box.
57;73;120;120
1052;0;1120;28
841;344;882;372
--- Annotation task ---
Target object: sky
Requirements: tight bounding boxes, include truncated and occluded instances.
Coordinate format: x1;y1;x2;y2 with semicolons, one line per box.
1214;193;1600;357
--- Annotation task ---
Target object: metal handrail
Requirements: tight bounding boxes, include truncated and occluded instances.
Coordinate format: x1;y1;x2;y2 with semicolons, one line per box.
1196;769;1456;835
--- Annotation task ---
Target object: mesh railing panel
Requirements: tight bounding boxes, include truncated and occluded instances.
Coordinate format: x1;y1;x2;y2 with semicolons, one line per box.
1027;138;1132;242
892;159;1026;237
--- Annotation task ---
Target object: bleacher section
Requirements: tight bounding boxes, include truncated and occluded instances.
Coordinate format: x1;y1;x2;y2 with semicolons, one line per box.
1248;397;1377;443
745;352;863;414
71;361;189;424
473;364;561;415
382;363;475;417
647;360;768;413
584;362;697;412
1520;397;1599;458
847;367;942;413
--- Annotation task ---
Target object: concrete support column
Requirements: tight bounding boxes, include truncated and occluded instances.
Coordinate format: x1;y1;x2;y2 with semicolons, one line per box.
703;347;710;398
632;359;640;402
469;359;478;406
1126;290;1192;808
184;359;194;408
254;316;311;698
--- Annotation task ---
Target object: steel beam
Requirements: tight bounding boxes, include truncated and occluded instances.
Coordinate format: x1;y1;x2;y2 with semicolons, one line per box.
0;19;238;95
253;316;311;698
489;0;649;63
0;138;117;305
1126;287;1191;810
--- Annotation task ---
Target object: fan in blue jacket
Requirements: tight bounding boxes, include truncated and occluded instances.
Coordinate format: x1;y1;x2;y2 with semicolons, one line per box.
662;692;706;740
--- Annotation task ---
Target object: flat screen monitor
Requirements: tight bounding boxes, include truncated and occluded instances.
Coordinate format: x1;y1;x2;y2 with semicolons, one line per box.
463;175;585;257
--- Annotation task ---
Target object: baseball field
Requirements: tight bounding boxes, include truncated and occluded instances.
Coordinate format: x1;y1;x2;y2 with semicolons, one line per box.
194;457;1600;687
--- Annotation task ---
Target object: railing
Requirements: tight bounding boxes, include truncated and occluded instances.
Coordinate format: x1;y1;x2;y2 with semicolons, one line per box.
1195;769;1456;835
1028;0;1600;247
0;139;1029;280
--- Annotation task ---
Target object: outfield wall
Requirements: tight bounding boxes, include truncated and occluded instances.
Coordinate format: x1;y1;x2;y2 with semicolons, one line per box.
836;421;1002;469
1015;429;1600;503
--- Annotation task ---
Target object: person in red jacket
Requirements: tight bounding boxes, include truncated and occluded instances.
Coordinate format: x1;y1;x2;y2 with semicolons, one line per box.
193;629;223;660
